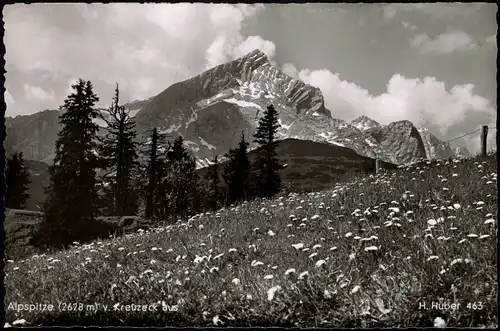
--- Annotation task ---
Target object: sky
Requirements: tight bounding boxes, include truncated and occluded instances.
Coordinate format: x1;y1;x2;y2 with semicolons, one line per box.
3;3;498;152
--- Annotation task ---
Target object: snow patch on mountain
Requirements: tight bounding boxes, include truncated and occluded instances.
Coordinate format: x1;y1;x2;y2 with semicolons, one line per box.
350;115;380;132
365;138;377;147
224;98;263;110
277;118;293;131
199;136;216;150
128;108;142;118
160;124;182;134
184;140;200;152
93;117;108;128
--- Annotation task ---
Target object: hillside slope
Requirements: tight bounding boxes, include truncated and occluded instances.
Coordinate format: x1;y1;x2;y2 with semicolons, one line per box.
21;138;397;210
198;138;398;193
4;152;497;327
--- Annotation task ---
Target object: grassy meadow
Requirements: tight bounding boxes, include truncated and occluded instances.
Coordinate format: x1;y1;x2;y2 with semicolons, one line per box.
4;153;498;327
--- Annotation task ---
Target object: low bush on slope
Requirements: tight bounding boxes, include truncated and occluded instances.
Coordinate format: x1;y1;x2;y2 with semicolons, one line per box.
4;153;497;327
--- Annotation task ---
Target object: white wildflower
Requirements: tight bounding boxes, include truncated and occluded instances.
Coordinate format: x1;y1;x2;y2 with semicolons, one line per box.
434;317;446;328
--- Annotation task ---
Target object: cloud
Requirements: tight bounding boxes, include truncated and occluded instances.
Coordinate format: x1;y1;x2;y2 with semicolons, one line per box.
411;31;477;54
5;90;15;107
281;63;299;79
485;34;497;46
4;4;496;155
23;84;54;101
4;3;273;114
289;67;495;153
401;20;418;31
384;3;485;21
205;35;276;69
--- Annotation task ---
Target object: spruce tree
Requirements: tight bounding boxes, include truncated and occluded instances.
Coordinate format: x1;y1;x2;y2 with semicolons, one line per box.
163;135;199;219
167;136;191;163
223;132;251;205
152;135;172;220
33;79;101;248
206;153;221;210
5;152;31;209
145;128;158;219
253;104;282;198
98;84;139;216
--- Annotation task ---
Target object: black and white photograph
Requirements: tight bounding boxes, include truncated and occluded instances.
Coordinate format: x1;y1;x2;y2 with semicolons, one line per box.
3;2;498;327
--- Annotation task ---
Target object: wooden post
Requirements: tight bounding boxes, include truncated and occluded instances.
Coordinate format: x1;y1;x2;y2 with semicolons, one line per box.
375;159;381;174
481;125;488;156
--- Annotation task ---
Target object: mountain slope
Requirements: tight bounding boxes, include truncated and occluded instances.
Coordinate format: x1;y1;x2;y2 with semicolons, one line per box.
364;120;427;164
197;138;398;193
21;138;397;211
129;49;431;165
5;110;61;163
417;127;455;159
5;49;467;166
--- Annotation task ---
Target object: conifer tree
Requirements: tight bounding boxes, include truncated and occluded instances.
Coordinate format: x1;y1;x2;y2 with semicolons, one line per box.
33;79;101;248
162;135;199;219
145;128;158;219
98;84;139;216
253;104;282;198
223;132;251;205
151;135;172;220
5;152;31;209
167;136;191;163
206;153;221;210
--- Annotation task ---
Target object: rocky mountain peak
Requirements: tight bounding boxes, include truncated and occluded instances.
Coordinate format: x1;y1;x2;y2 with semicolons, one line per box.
454;146;471;158
239;48;270;66
417;127;455;160
6;51;470;168
350;115;380;131
364;120;427;164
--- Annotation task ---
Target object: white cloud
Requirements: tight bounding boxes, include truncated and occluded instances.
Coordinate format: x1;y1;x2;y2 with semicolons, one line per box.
5;90;15;107
485;34;497;46
23;84;55;101
384;3;484;21
3;3;496;155
281;63;299;79
411;31;477;54
4;3;274;112
205;35;276;70
401;20;418;31
295;69;495;143
383;6;397;20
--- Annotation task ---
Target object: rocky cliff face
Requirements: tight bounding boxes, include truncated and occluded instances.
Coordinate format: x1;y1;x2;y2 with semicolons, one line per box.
417;127;455;160
364;121;427;164
454;146;471;158
350;115;380;132
5;49;467;167
5;109;61;163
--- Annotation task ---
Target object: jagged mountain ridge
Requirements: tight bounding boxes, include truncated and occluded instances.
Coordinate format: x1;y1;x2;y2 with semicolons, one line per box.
127;49;447;166
5;49;468;167
350;115;380;132
349;115;470;160
417;127;455;160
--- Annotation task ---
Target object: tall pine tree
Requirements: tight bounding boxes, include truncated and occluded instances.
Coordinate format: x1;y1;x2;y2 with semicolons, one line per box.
5;152;31;209
253;104;282;198
33;79;101;248
205;153;221;210
145;128;159;219
98;84;139;216
223;132;251;205
163;135;200;219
